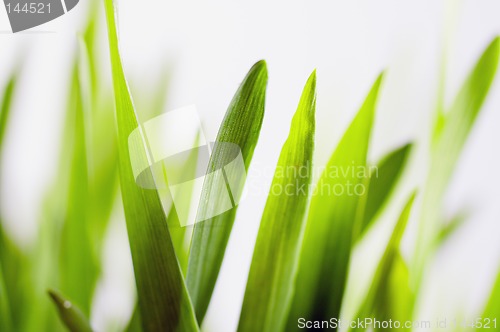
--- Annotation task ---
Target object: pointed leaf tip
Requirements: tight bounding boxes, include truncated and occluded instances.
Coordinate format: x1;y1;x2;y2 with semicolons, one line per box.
48;290;93;332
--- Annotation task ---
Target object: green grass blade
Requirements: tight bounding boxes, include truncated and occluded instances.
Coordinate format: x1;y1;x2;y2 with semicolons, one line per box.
479;270;500;331
0;265;13;331
0;72;17;149
186;60;268;322
0;71;25;331
350;193;416;332
125;305;142;332
436;212;467;247
413;37;500;291
59;58;96;315
103;0;199;331
238;71;316;332
287;73;383;330
48;290;93;332
358;143;412;237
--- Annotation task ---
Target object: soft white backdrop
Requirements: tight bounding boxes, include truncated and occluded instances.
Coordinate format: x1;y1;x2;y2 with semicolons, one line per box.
1;1;500;331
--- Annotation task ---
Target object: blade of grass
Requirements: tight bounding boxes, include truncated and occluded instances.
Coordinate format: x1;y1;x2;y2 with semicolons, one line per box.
103;0;199;330
238;70;316;332
287;73;383;330
478;270;500;331
59;53;96;315
0;71;28;331
0;264;13;332
125;305;142;332
357;143;412;237
350;192;416;332
48;290;93;332
413;37;500;291
0;73;17;148
186;60;268;323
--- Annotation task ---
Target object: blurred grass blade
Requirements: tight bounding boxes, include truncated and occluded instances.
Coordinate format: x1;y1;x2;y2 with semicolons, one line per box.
413;37;500;291
436;212;467;247
59;53;96;315
238;71;316;332
48;290;92;332
358;143;412;237
0;265;13;331
186;60;268;322
104;0;199;331
0;72;17;149
350;193;416;332
479;270;500;331
125;305;142;332
287;73;383;330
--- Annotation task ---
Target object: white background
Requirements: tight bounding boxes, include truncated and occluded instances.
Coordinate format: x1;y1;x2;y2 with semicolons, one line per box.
1;1;500;331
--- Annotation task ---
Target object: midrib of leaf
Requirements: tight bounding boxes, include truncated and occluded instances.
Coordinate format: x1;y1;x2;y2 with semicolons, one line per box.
287;74;383;331
186;60;268;323
238;70;316;332
104;0;199;331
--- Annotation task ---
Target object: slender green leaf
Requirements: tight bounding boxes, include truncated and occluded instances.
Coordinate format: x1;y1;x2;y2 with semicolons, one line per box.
238;71;316;332
59;57;96;315
0;73;17;148
350;192;416;332
0;264;13;332
287;73;384;330
186;60;268;322
478;270;500;331
125;305;142;332
104;0;199;331
48;290;93;332
436;212;467;247
413;37;500;291
358;143;412;237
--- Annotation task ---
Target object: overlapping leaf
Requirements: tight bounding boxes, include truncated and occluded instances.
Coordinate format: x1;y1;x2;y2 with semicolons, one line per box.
350;193;416;332
104;0;198;330
186;60;268;323
413;37;500;291
287;74;383;330
238;71;316;332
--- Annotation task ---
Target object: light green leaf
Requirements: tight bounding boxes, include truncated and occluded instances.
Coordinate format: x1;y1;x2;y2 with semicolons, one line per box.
478;270;500;331
0;71;18;150
238;70;316;332
186;60;268;323
287;73;383;330
48;290;93;332
103;0;199;331
350;193;416;332
125;305;142;332
413;37;500;291
59;54;96;315
358;143;412;237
